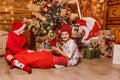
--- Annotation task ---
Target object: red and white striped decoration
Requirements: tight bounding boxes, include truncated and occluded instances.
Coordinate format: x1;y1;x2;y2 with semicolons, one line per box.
75;17;101;43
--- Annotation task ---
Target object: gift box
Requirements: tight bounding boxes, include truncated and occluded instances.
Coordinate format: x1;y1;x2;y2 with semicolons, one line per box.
114;29;120;43
81;49;86;58
113;44;120;64
99;30;104;35
93;48;100;58
83;48;100;59
99;30;114;36
90;39;99;48
85;49;94;59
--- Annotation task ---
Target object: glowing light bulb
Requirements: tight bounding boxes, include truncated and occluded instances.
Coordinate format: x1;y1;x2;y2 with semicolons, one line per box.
4;21;7;23
12;18;14;20
32;12;35;15
11;11;14;14
5;8;8;11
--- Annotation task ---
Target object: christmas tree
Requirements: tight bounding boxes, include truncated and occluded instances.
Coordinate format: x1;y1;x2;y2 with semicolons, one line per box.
27;0;64;37
27;0;101;49
27;0;70;48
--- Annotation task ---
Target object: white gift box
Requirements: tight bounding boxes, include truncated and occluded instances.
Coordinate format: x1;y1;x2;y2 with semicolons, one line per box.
112;44;120;64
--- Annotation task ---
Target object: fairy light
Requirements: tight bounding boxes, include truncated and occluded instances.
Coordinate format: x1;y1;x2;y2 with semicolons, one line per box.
29;0;33;4
5;8;8;11
32;12;35;15
4;21;7;23
11;11;14;14
97;4;100;7
11;18;14;20
10;6;13;9
97;9;100;12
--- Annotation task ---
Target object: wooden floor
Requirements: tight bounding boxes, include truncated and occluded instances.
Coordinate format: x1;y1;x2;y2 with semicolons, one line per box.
0;57;120;80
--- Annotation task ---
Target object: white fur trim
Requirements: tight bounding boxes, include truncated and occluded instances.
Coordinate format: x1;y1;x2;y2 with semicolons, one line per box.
14;24;26;33
81;25;89;42
18;24;26;31
80;17;101;42
82;17;96;31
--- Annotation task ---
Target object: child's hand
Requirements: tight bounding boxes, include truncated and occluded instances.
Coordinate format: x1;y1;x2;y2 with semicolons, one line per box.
51;46;61;54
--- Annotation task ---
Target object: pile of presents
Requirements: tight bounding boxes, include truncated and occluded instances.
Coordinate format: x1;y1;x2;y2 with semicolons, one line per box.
80;30;115;59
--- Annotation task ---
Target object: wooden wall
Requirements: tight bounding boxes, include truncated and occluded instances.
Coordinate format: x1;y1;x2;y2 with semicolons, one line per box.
105;0;120;42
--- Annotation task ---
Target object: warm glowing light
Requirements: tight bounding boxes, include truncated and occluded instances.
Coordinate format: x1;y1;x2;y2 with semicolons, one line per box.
6;26;9;28
10;6;13;9
32;12;35;15
12;18;14;20
29;0;33;4
4;21;7;23
97;4;100;7
11;11;14;14
5;8;8;11
98;9;100;12
3;2;6;4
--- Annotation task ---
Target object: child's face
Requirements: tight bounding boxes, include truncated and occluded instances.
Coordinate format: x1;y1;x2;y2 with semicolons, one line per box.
61;31;70;42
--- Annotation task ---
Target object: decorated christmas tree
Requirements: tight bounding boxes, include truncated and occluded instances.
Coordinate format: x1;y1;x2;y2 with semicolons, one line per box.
27;0;64;37
27;0;69;48
26;0;101;49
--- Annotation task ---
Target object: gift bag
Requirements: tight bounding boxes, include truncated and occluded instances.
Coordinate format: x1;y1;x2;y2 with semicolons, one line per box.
112;44;120;64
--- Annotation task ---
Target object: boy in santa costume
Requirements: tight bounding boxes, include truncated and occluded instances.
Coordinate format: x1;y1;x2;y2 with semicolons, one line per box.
4;21;33;74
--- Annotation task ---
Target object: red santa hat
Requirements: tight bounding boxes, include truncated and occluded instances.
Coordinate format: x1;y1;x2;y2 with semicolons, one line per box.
12;21;26;31
60;22;72;36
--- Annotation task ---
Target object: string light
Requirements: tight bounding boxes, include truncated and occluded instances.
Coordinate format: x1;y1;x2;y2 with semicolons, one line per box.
11;11;14;14
11;18;14;20
32;12;35;15
5;8;8;11
29;0;33;4
10;6;13;9
4;21;7;23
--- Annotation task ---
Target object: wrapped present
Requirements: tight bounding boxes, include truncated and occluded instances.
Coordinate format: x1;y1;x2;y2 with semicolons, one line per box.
93;48;100;58
113;44;120;64
84;49;95;59
90;39;99;48
114;29;120;43
104;30;111;36
99;30;114;36
99;30;104;35
83;48;100;59
81;49;86;58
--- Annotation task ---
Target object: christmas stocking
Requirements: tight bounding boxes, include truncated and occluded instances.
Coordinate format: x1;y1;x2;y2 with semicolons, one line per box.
10;58;32;74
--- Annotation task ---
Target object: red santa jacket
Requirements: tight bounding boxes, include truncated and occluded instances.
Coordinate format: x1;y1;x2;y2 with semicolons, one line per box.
4;31;28;57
